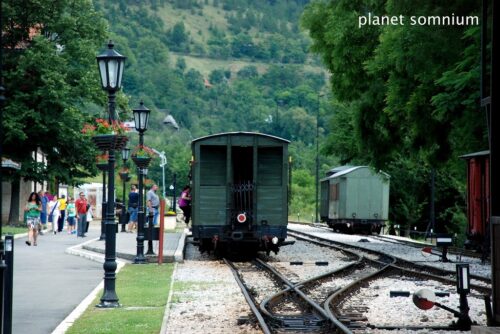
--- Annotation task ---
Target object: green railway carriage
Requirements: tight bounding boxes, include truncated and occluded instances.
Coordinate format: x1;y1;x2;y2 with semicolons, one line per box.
320;166;390;234
190;132;290;253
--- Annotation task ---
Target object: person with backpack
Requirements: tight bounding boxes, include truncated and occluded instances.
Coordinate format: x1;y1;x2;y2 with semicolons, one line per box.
48;195;61;235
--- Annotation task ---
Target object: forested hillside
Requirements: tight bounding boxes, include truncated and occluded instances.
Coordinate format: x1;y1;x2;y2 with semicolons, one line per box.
94;0;333;217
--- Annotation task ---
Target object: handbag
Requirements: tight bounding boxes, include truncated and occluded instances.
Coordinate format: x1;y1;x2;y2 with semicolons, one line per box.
48;201;58;223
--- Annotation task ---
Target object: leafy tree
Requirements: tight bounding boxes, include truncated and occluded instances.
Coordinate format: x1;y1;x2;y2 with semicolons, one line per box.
207;34;231;59
2;0;108;183
2;0;109;223
280;106;316;142
170;22;189;50
289;169;315;219
184;69;204;92
209;69;225;84
176;57;187;72
231;33;254;58
237;65;259;79
302;0;485;233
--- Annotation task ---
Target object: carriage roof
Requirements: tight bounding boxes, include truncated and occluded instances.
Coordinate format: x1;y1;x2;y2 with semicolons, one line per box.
192;132;290;145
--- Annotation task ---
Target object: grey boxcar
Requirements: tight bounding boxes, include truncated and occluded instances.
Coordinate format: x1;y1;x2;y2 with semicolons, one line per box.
191;132;290;253
320;166;390;233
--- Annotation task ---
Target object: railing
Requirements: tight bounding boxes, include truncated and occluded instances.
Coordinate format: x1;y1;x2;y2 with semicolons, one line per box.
230;181;254;227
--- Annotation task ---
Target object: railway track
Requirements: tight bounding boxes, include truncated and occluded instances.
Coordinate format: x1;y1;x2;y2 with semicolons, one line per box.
371;234;487;262
290;220;487;261
287;228;490;331
225;256;355;333
224;259;350;334
226;227;490;332
287;228;491;292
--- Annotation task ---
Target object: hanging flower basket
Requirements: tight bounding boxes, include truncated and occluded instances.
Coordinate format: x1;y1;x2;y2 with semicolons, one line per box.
82;118;128;136
132;156;152;169
96;153;108;164
119;171;129;180
144;178;153;187
91;134;128;151
96;162;108;171
131;145;156;159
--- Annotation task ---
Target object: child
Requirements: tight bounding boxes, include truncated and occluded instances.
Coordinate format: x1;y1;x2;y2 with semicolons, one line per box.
66;197;77;234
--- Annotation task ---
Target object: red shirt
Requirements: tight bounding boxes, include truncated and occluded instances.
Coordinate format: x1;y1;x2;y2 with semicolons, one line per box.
75;198;88;214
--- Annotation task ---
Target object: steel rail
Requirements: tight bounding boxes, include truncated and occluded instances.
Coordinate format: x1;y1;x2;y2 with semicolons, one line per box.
371;234;487;261
290;221;488;262
288;229;490;331
255;258;353;334
259;261;360;328
223;258;272;334
288;228;491;290
323;265;393;328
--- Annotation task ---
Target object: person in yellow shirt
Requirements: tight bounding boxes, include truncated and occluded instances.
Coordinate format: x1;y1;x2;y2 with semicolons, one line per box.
57;194;68;232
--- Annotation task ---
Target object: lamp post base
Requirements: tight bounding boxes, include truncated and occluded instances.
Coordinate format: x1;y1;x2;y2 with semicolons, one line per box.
96;301;121;308
134;255;147;264
146;214;155;255
134;211;147;263
134;236;147;263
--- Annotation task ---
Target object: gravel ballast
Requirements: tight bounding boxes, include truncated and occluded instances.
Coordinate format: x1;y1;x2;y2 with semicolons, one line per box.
164;225;492;333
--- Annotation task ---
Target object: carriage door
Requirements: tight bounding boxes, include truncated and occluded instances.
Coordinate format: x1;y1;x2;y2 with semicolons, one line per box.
231;146;254;230
199;146;227;226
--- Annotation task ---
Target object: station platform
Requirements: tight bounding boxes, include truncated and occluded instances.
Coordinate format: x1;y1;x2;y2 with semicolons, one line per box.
80;215;186;263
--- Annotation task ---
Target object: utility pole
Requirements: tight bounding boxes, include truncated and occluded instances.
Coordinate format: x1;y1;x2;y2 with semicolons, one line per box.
315;93;324;224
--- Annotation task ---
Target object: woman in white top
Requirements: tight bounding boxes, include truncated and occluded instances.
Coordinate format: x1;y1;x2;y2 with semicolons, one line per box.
48;195;61;234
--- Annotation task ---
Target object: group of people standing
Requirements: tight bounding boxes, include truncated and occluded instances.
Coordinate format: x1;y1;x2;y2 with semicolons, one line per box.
24;191;92;246
126;183;192;231
24;183;193;246
126;183;161;231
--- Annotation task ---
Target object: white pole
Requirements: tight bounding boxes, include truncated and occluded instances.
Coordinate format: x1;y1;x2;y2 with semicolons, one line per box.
162;163;165;198
160;153;167;199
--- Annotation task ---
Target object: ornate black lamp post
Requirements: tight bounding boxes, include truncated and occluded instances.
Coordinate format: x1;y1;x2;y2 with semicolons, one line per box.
95;41;126;308
132;101;151;264
119;147;130;232
96;154;107;241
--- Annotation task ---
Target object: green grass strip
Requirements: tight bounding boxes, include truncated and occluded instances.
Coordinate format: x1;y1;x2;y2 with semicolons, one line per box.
1;226;27;236
67;264;174;334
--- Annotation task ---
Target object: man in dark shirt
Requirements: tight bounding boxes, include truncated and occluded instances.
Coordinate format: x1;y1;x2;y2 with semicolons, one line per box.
128;185;139;232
